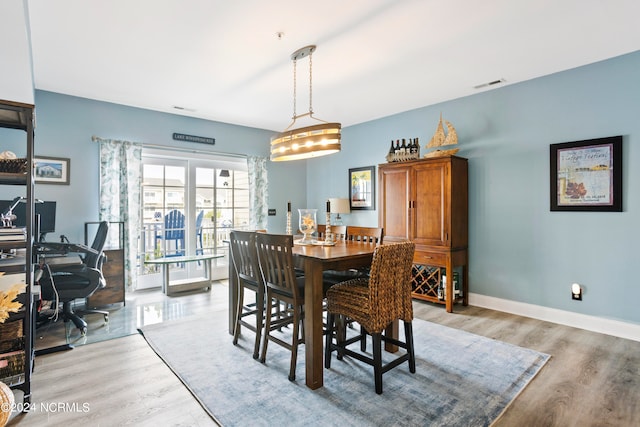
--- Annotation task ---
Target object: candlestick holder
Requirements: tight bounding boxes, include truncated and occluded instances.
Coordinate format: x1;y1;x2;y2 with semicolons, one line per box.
324;212;334;244
286;211;292;235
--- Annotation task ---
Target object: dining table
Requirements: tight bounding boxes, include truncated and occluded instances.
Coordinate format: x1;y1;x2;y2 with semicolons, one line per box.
227;237;377;389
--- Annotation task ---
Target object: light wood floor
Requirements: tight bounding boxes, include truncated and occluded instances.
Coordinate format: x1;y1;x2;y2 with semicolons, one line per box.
7;282;640;426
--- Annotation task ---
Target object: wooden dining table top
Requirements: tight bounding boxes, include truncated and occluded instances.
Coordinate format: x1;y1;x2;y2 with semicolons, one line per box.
292;239;377;262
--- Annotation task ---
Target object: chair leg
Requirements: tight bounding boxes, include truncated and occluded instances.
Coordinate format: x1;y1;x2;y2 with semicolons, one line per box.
372;332;383;394
336;315;346;360
360;324;367;352
404;321;416;373
63;301;88;335
289;305;301;381
253;291;264;360
232;285;245;345
259;292;273;364
324;312;335;368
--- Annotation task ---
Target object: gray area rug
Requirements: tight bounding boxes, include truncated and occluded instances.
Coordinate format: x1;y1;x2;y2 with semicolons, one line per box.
139;311;549;427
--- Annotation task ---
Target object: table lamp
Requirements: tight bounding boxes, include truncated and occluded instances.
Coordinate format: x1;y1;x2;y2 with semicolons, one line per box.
328;198;350;225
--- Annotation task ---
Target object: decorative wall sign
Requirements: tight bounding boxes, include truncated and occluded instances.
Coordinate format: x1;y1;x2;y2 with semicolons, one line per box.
349;166;375;210
34;156;70;185
550;136;622;212
172;133;215;145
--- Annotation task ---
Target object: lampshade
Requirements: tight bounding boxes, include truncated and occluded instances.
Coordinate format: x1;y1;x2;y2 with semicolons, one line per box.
270;45;341;162
219;169;230;177
329;198;350;214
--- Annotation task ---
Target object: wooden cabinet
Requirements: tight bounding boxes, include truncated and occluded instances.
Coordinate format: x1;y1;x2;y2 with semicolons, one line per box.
86;249;125;308
379;156;468;312
0;99;35;405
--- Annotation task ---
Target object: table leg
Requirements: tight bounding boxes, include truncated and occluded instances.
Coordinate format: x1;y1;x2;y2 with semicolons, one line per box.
163;265;170;295
304;258;324;389
204;258;212;288
228;254;238;335
384;321;399;352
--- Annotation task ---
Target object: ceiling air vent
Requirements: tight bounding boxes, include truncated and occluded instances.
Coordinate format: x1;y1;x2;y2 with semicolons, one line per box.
172;105;196;112
473;78;506;90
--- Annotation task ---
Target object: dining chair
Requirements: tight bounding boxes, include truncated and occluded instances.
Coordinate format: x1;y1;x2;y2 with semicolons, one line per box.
255;233;306;381
324;241;416;394
346;226;383;244
321;226;384;290
229;230;264;359
316;224;347;241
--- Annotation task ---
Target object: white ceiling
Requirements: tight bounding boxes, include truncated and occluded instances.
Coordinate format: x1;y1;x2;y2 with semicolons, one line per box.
25;0;640;131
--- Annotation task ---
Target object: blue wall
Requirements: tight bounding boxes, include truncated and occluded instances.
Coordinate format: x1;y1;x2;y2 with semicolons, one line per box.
0;91;306;242
4;50;638;326
308;50;640;325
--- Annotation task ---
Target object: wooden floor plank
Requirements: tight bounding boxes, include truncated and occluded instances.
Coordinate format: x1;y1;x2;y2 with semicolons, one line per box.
6;285;640;426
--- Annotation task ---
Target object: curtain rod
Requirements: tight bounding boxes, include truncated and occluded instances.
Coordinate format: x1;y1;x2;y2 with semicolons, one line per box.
91;135;247;159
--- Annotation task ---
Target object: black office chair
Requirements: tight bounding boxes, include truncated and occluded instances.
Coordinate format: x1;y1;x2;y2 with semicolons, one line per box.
38;221;110;335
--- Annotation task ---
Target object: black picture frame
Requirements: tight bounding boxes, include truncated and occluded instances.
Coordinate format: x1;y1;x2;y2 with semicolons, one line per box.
349;166;376;210
550;136;622;212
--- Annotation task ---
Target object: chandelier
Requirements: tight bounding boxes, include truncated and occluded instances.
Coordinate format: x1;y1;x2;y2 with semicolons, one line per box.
270;45;341;161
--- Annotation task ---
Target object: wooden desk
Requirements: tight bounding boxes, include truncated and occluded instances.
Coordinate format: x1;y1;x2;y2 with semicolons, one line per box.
144;254;223;296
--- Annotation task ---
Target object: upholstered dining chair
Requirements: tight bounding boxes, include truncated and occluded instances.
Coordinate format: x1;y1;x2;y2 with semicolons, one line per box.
255;233;306;381
324;241;416;394
229;230;264;359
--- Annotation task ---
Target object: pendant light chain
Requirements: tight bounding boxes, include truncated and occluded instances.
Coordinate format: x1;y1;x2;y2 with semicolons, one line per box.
292;57;297;119
308;50;313;115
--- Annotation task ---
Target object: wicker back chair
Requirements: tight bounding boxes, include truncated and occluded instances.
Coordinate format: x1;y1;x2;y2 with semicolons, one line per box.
324;241;416;394
229;230;264;359
255;233;306;381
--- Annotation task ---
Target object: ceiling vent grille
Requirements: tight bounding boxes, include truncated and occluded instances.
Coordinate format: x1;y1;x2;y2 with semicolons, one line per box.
473;78;506;90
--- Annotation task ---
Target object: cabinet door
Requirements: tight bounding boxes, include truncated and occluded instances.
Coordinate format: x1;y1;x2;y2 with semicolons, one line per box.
413;160;450;247
379;166;411;242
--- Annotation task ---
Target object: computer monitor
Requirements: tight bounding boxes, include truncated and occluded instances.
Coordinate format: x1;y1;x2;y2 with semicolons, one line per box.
0;199;57;240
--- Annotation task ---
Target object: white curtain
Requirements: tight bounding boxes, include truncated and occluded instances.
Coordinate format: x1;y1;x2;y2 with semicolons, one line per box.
93;136;142;290
247;156;268;230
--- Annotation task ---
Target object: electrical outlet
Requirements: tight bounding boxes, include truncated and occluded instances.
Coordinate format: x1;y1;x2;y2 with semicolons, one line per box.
571;283;582;300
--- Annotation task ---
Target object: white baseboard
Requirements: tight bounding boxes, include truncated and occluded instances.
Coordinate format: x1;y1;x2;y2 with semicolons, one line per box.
469;293;640;343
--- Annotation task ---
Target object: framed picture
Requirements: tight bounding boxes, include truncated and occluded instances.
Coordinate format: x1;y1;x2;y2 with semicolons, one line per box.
349;166;376;210
34;156;70;185
550;136;622;212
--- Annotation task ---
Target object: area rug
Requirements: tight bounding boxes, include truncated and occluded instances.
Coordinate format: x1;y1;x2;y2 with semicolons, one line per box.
139;312;549;427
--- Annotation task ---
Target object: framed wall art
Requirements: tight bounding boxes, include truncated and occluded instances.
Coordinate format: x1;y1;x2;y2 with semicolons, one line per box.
34;156;70;185
349;166;375;210
550;136;622;212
